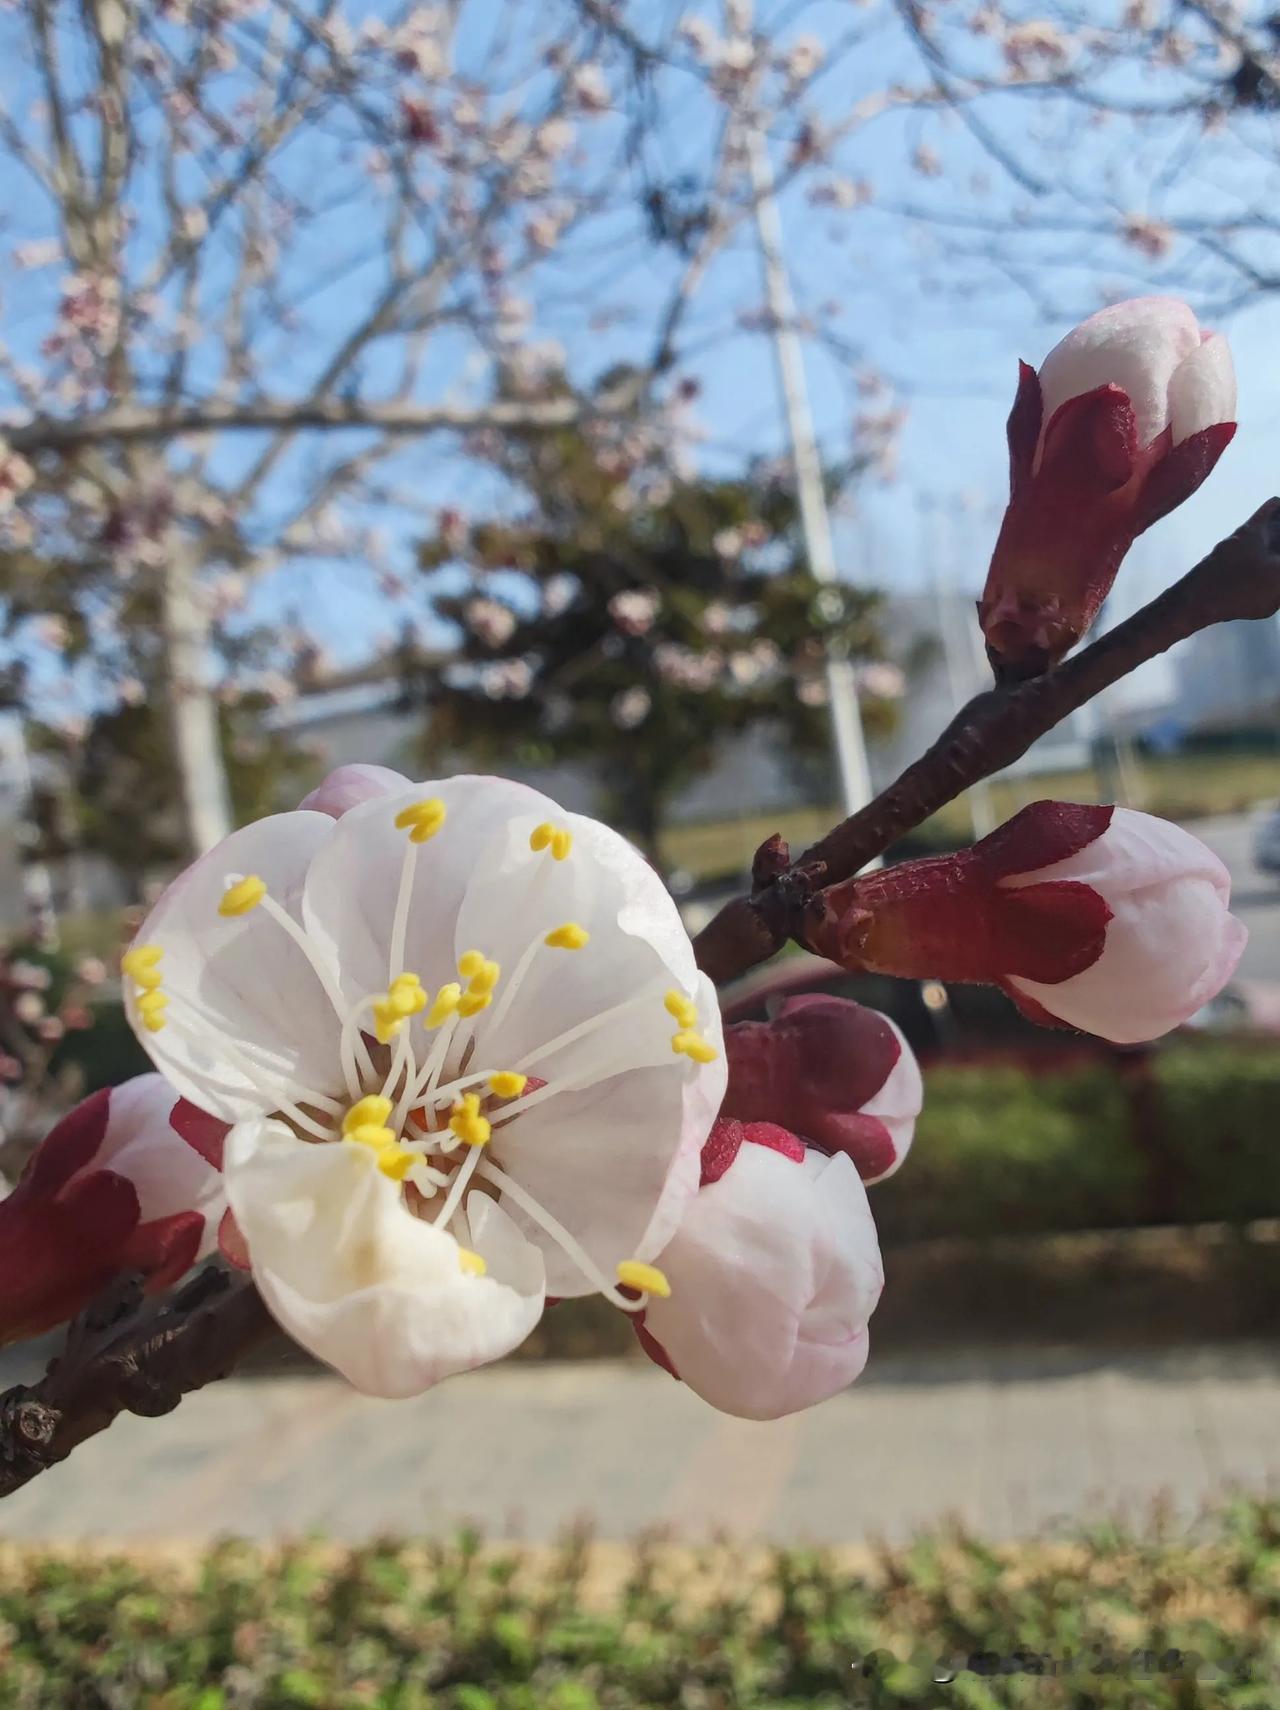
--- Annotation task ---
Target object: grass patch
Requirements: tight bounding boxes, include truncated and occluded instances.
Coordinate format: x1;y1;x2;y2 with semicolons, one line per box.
2;1502;1280;1705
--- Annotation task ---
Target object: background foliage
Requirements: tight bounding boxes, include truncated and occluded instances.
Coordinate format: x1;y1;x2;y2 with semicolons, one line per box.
2;1501;1279;1707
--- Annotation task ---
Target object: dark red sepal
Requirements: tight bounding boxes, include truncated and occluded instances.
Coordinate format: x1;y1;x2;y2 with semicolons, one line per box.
171;1099;230;1170
1134;419;1236;533
699;1116;745;1187
23;1088;112;1197
121;1210;206;1293
1038;383;1137;488
975;801;1113;879
1007;360;1043;499
634;1316;680;1381
739;1121;807;1165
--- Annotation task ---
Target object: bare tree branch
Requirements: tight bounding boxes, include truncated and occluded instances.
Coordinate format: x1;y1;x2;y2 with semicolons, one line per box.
8;386;642;453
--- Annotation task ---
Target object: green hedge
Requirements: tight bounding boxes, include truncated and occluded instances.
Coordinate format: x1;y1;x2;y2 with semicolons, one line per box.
1153;1043;1280;1224
2;1502;1280;1707
874;1043;1280;1244
875;1061;1142;1243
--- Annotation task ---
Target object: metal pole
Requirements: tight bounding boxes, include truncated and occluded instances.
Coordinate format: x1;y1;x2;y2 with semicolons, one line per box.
743;121;876;827
930;494;997;837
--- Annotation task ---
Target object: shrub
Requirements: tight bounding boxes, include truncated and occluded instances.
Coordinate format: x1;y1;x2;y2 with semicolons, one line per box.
874;1062;1144;1242
1;1503;1279;1706
1152;1042;1280;1224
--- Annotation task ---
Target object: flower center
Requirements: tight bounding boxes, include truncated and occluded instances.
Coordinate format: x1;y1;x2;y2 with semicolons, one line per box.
123;803;713;1311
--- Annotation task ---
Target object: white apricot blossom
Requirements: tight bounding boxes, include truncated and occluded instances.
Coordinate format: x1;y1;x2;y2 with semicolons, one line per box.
123;775;725;1398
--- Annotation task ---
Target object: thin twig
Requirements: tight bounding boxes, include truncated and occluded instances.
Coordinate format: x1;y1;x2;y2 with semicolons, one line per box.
693;498;1280;983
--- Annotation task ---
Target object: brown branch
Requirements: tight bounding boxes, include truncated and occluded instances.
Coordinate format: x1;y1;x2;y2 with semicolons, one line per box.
693;497;1280;984
8;388;639;455
0;1268;273;1499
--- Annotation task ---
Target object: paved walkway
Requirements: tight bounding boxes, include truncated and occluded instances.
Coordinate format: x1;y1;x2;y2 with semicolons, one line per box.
2;1344;1278;1545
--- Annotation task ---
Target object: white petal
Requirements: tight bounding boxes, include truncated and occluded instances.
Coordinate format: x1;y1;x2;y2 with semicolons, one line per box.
132;813;341;1123
1005;808;1246;1042
489;973;725;1296
301;774;553;1004
224;1120;544;1397
456;806;699;1066
1167;332;1236;443
100;1073;224;1252
643;1147;883;1420
1037;296;1200;450
857;1016;923;1182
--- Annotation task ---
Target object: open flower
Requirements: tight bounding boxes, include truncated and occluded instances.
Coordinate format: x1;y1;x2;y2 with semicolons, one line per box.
980;297;1236;678
724;993;921;1183
637;1117;883;1420
124;776;725;1398
0;1075;222;1346
811;802;1245;1045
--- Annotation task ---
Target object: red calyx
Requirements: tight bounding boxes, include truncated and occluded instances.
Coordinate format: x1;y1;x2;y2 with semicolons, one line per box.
0;1088;206;1347
719;996;901;1181
810;800;1114;995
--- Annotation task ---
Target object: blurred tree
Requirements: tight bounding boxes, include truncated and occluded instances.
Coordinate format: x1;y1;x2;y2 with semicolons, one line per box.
28;695;312;895
2;0;1271;877
411;405;900;868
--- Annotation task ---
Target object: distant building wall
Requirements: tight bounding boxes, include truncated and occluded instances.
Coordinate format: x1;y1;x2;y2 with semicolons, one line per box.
1175;617;1280;728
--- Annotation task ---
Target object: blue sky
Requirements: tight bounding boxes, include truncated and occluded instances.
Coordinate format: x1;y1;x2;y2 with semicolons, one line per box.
3;0;1278;720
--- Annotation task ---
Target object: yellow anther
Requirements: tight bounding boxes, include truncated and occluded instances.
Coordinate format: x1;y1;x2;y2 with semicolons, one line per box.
218;875;267;917
488;1071;528;1099
121;945;162;977
457;1247;488;1278
393;797;448;843
458;990;491;1019
342;1095;394;1136
671;1030;718;1065
545;923;589;950
457;949;485;978
427;983;462;1027
130;965;164;992
348;1123;397;1150
530;822;572;860
136;989;169;1017
449;1093;492;1147
664;989;699;1029
141;1011;167;1034
616;1261;671;1299
467;958;500;997
373;1000;403;1045
375;1146;421;1183
388;974;427;1018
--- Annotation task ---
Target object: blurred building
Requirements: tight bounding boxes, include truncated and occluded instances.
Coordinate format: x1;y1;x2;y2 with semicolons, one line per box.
1174;617;1280;729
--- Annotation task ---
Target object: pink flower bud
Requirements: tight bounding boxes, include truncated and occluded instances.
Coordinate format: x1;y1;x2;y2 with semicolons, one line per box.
980;297;1236;678
724;994;921;1182
0;1075;224;1345
298;764;410;818
812;802;1245;1045
636;1118;883;1419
